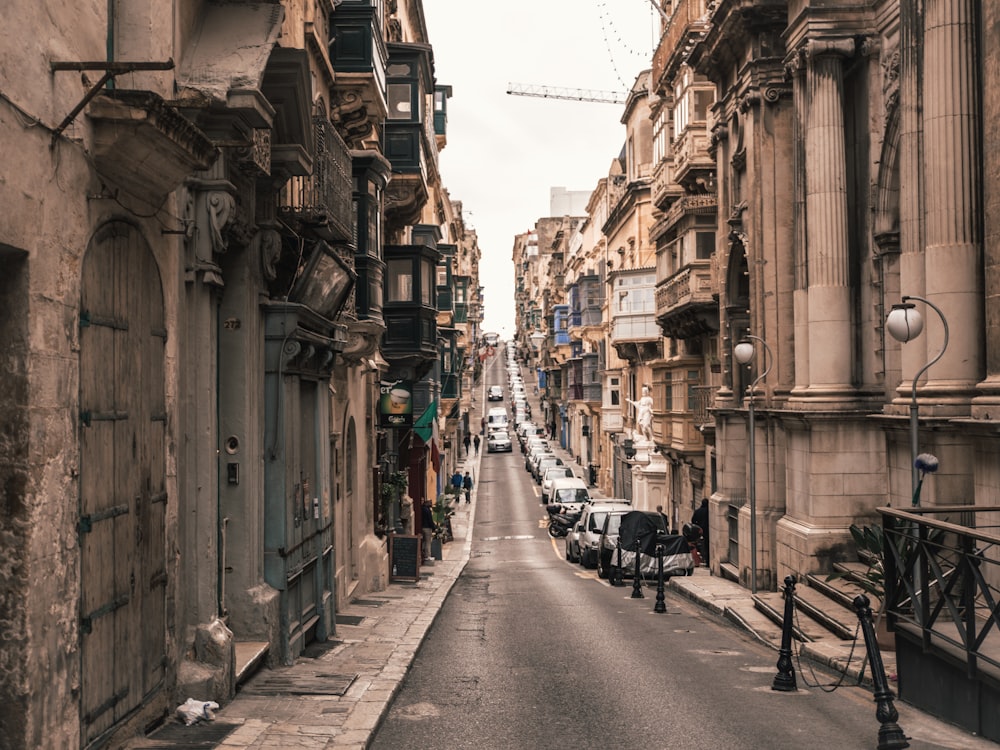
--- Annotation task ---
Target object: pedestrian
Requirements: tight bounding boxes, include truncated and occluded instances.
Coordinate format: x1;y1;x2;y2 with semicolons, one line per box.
473;434;481;455
692;498;709;565
450;470;463;500
480;416;486;434
463;433;471;456
462;471;474;503
420;498;437;560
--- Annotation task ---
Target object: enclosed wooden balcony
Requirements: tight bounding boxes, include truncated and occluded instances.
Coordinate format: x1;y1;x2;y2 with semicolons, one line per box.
382;242;440;370
329;0;389;148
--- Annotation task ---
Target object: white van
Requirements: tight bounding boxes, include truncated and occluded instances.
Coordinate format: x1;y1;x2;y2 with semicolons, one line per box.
577;500;632;569
548;477;591;511
487;407;508;431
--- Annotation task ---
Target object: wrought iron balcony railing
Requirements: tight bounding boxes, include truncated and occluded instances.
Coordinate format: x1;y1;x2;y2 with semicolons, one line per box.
279;111;353;241
881;505;1000;679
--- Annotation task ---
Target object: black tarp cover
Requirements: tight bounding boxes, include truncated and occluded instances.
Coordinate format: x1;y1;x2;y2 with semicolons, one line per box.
617;511;692;576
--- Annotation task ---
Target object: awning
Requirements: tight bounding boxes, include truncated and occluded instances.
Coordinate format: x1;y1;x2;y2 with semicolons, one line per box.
174;2;285;128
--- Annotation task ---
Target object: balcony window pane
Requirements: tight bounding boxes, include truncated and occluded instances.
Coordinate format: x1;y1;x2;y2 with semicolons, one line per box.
421;259;433;304
388;258;413;301
387;83;413;121
696;231;714;259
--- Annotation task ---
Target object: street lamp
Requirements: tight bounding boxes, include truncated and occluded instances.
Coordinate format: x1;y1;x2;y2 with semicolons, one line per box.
885;295;949;505
734;334;772;595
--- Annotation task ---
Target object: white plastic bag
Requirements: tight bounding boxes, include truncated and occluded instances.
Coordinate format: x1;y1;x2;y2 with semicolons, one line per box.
175;697;220;726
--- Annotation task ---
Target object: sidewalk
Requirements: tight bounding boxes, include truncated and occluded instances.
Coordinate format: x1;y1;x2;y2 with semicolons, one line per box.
132;377;995;749
131;418;484;749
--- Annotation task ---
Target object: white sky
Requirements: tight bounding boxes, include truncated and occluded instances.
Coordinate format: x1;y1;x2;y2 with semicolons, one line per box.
423;0;658;339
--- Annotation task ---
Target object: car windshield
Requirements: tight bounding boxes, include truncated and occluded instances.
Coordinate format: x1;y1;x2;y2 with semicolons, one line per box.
556;488;589;504
588;512;607;532
491;432;509;440
604;514;625;535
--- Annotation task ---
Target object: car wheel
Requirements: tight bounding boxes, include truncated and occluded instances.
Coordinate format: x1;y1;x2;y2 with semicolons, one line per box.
597;554;608;579
564;542;570;560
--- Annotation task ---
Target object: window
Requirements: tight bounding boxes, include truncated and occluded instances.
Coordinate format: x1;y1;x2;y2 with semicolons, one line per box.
653;109;668;165
387;258;412;301
696;232;715;260
387;83;412;120
421;258;434;305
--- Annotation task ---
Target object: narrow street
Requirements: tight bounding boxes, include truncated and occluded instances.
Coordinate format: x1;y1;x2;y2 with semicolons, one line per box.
370;357;885;750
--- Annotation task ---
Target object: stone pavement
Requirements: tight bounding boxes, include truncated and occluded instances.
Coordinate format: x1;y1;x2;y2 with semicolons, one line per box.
132;379;997;749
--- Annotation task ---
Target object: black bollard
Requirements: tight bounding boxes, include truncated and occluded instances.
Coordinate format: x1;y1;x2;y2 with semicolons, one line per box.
610;538;624;587
631;541;644;598
853;594;909;750
654;544;666;613
772;575;797;691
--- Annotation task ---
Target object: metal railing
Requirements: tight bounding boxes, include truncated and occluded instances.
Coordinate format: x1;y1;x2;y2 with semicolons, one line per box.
727;492;746;566
881;505;1000;677
278;110;353;240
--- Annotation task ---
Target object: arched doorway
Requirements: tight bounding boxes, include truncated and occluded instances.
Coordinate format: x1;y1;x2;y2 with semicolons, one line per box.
78;221;167;744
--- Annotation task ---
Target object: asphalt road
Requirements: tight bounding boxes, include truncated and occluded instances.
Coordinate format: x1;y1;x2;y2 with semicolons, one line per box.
371;360;894;750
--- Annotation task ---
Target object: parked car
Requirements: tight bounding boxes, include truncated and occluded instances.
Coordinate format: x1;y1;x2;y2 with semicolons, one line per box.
548;477;591;512
487;430;512;453
565;518;582;562
487;385;503;401
518;423;545;449
523;435;549;456
526;448;554;474
576;501;632;569
540;466;575;502
599;510;695;580
533;455;565;483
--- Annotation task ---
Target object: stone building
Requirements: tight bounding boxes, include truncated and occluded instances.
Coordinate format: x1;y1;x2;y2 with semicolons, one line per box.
0;1;473;747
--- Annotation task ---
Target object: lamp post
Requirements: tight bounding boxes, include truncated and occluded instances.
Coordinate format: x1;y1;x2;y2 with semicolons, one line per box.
885;295;949;505
733;335;772;595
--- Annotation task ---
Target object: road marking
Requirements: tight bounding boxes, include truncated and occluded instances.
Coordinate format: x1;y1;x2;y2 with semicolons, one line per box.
480;535;535;541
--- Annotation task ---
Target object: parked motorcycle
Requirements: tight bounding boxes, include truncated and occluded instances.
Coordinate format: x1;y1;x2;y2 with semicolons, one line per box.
547;507;581;538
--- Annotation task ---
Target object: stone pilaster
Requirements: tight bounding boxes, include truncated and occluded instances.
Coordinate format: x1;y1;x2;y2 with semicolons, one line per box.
804;39;855;398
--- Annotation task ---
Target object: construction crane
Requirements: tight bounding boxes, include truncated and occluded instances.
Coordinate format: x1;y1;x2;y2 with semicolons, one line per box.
506;82;626;105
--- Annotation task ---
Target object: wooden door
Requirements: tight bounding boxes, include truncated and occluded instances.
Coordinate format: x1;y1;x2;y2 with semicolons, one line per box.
79;221;167;745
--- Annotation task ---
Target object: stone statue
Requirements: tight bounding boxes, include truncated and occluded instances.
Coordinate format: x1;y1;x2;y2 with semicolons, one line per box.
626;384;654;442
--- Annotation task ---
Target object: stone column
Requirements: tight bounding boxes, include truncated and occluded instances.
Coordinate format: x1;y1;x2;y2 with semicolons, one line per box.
787;50;810;395
977;0;1000;413
921;0;982;405
804;39;856;398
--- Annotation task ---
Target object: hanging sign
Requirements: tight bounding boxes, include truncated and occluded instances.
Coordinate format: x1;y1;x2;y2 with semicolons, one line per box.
380;380;413;427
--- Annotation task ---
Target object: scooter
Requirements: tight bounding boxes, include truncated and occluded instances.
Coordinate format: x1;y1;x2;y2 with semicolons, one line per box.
547;507;581;538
